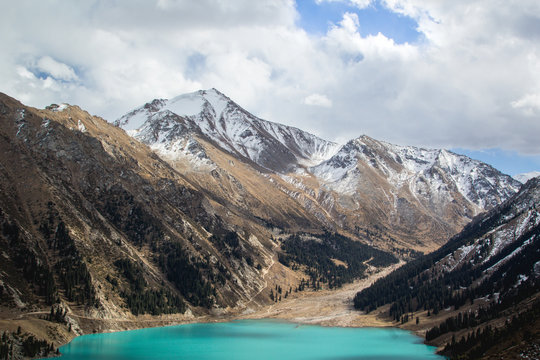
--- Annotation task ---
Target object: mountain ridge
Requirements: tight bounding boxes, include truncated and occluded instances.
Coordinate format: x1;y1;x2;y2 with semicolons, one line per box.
353;177;540;359
514;170;540;184
115;88;342;173
0;90;530;359
0;92;308;355
115;88;521;252
312;134;519;209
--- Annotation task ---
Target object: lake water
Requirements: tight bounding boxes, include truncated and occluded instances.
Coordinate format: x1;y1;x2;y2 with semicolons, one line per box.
52;320;444;360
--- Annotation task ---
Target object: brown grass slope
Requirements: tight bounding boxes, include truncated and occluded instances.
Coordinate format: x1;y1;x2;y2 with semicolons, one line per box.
0;93;311;356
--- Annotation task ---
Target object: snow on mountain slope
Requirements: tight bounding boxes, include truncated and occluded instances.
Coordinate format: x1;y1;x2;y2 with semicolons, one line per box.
115;89;340;172
311;135;521;211
353;178;540;359
436;177;540;277
514;171;540;184
115;89;522;251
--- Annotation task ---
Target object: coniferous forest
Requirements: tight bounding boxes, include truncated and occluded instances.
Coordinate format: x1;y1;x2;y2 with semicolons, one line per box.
279;232;398;289
353;179;540;359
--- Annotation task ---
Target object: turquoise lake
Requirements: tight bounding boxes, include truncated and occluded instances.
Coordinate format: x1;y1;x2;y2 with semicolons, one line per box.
52;320;444;360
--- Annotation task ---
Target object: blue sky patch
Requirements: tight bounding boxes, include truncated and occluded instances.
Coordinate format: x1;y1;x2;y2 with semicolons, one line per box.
296;0;421;44
32;70;53;81
451;148;540;177
185;52;207;80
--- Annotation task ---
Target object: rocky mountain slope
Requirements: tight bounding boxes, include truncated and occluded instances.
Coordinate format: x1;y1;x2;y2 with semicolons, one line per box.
0;93;400;358
0;93;324;356
116;89;521;252
353;177;540;359
115;89;341;173
0;89;528;358
308;135;521;248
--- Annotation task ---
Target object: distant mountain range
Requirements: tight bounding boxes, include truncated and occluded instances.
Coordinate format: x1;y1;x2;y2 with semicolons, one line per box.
116;88;521;251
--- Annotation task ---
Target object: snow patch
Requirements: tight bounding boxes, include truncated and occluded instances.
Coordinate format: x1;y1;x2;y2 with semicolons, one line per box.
439;243;475;272
514;171;540;183
201;89;228;117
166;93;206;116
150;136;216;171
516;274;529;286
78;119;87;133
16;109;25;121
16;123;25;137
118;109;150;131
487;238;533;274
534;261;540;277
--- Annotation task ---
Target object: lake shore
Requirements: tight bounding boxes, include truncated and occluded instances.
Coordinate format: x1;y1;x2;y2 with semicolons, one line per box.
2;262;420;357
235;261;403;328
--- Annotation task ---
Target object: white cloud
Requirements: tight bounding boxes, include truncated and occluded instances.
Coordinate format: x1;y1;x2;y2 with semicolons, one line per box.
35;56;78;81
350;0;374;9
324;12;418;60
16;66;36;80
511;93;540;115
315;0;373;9
304;93;333;107
0;0;539;157
337;11;360;33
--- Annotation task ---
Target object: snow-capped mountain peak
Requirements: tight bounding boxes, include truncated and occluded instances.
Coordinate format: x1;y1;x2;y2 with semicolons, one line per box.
514;171;540;184
114;89;522;250
168;88;230;118
115;88;340;172
115;88;227;131
311;135;521;212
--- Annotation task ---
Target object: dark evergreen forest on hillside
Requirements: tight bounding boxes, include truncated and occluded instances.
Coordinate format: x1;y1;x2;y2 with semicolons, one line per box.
279;232;398;289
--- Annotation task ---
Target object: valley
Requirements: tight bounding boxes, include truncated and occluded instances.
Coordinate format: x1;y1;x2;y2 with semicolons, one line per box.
0;261;403;358
0;90;537;359
239;261;404;327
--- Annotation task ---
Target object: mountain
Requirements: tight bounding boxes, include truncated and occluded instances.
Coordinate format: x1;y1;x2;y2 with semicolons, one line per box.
116;90;521;252
0;92;324;356
353;177;540;359
514;171;540;183
313;136;518;210
308;135;521;249
116;89;341;236
0;93;399;358
0;89;525;358
115;88;341;173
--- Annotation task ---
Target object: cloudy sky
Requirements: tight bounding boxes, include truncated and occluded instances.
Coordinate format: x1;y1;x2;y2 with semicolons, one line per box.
2;0;540;175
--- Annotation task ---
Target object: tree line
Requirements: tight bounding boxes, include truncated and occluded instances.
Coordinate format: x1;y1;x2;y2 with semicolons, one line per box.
353;206;539;317
112;258;187;315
